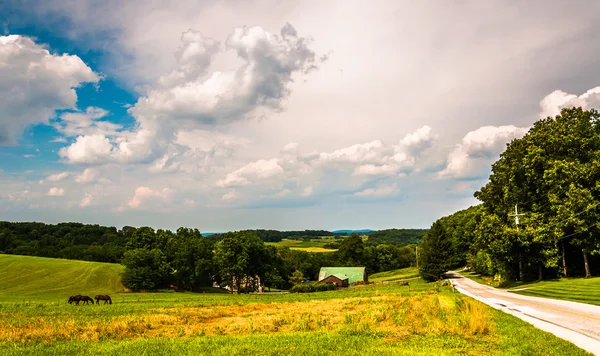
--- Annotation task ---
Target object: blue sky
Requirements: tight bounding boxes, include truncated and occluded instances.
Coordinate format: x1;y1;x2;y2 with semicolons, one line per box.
2;1;600;231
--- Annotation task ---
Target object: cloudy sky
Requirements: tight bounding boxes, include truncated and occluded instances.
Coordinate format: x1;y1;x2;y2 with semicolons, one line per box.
2;1;600;232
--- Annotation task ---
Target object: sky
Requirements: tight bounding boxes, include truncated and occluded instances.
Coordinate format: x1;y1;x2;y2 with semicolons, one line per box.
2;0;600;232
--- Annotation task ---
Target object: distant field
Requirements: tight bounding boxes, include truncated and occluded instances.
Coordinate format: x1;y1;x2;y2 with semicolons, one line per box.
0;254;125;303
508;277;600;306
370;267;419;282
265;237;338;252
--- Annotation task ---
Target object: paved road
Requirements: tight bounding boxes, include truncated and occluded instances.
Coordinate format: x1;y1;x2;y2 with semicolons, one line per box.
448;271;600;355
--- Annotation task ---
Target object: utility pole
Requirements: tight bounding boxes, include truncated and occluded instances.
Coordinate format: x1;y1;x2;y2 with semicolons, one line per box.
415;246;418;269
508;204;525;231
509;204;526;280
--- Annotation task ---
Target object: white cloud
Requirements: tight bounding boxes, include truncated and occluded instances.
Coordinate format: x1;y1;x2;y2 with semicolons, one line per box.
58;134;113;164
439;125;529;178
130;23;322;126
47;187;65;196
183;198;198;207
216;158;284;187
46;172;69;181
23;154;35;158
354;183;399;198
0;35;99;143
125;186;174;209
50;137;68;143
79;193;93;207
301;186;314;197
222;190;237;201
54;107;122;137
74;168;100;184
539;87;600;119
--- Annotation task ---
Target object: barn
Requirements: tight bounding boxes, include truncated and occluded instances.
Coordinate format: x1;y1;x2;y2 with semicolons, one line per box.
319;274;349;288
318;267;368;286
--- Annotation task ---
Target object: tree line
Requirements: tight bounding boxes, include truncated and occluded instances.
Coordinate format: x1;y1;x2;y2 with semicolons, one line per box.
419;107;600;282
0;221;419;292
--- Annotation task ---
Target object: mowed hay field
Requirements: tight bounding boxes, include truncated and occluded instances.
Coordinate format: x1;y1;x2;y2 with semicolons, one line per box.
265;237;338;252
0;255;590;355
370;267;420;283
0;254;125;303
509;277;600;306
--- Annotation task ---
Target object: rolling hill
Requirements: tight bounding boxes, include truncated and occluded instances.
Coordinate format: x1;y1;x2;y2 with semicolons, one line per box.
0;254;124;303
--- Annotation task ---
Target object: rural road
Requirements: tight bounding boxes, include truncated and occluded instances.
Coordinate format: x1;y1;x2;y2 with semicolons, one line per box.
447;271;600;355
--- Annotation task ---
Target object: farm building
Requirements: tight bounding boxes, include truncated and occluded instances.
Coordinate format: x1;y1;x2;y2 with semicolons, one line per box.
318;267;368;286
319;274;349;288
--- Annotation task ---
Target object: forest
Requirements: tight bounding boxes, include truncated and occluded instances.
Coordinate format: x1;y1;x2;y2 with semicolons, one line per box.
419;107;600;282
0;223;418;291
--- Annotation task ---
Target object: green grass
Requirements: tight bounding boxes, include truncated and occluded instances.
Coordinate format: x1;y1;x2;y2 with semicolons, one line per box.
369;267;419;282
265;237;338;252
0;255;591;355
0;254;125;303
507;277;600;306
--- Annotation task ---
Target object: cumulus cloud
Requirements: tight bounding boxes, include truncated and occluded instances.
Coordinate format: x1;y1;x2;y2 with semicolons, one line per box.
79;193;93;207
125;186;174;209
0;35;99;143
539;87;600;119
354;183;399;198
131;23;322;126
58;23;321;166
222;190;237;201
47;187;65;196
216;158;284;187
74;168;101;184
314;126;435;177
54;107;122;137
46;172;69;181
439;125;529;178
58;134;113;164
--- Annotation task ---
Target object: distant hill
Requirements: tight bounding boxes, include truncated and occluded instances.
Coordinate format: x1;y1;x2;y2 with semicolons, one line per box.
332;229;376;235
0;254;124;302
365;229;427;246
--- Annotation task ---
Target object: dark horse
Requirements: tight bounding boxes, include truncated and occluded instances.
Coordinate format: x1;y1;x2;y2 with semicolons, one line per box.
68;295;94;305
95;295;112;305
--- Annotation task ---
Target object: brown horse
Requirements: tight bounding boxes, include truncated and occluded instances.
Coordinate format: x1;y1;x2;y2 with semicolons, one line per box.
94;295;112;305
68;295;94;305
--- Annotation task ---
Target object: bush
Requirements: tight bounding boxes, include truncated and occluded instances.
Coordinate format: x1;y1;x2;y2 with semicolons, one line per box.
354;280;365;286
290;282;336;293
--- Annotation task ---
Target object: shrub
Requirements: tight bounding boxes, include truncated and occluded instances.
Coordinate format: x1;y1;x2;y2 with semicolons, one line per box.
290;282;336;293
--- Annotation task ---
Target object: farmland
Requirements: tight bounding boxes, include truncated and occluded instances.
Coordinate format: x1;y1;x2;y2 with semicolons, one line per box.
0;255;589;355
265;237;339;252
369;267;419;283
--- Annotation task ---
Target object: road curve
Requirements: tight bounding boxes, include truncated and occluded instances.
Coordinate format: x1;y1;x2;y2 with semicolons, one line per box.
447;271;600;356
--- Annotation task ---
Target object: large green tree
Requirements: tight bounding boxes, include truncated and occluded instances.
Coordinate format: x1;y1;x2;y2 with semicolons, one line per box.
419;221;454;281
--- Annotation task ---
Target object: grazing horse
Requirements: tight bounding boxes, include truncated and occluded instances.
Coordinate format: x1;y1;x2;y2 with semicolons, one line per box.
94;295;112;305
68;295;94;305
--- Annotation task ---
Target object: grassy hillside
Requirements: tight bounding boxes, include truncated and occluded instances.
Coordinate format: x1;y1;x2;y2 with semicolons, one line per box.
508;277;600;306
369;267;419;282
0;254;125;303
265;237;338;252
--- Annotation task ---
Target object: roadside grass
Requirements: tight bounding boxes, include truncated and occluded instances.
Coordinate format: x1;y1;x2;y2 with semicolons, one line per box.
0;254;124;303
369;267;419;283
507;277;600;306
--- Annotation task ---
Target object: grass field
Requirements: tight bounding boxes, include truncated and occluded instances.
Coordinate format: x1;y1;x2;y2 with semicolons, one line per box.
369;267;419;283
0;255;590;355
507;277;600;306
0;254;125;303
265;237;338;252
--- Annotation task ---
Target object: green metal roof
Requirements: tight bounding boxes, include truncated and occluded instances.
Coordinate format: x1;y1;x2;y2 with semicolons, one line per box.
318;267;365;284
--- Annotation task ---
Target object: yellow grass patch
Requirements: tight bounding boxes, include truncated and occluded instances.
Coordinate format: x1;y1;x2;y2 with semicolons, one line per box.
0;294;495;344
